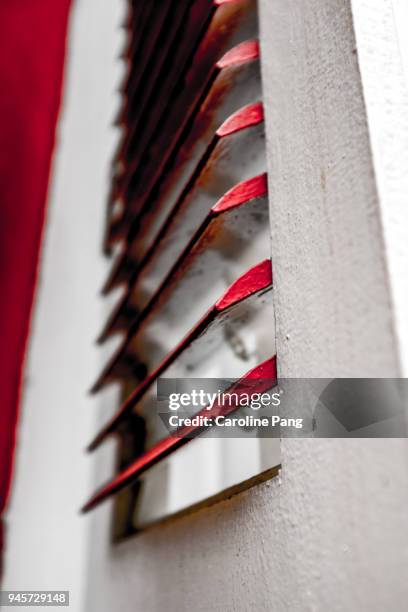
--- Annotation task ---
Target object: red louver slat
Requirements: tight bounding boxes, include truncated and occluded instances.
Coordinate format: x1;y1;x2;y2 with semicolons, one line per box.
104;39;261;295
89;259;272;445
103;102;265;310
82;356;277;513
98;173;268;342
118;0;192;119
105;0;258;250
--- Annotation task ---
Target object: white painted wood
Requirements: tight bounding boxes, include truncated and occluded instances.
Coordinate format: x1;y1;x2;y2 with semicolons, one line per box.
259;0;401;378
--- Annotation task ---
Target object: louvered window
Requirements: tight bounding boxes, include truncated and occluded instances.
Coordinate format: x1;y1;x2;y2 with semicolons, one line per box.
83;0;280;536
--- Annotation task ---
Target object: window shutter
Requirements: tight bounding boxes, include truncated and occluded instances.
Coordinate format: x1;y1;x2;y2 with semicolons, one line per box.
83;0;279;528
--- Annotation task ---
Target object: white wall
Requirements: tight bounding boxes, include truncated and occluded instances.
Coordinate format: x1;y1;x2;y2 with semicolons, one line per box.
350;0;408;374
4;1;408;611
3;0;125;609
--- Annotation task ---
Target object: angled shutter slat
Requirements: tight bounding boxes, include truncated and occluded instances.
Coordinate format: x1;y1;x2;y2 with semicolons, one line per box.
89;260;272;442
98;173;268;343
103;42;261;296
83;356;277;513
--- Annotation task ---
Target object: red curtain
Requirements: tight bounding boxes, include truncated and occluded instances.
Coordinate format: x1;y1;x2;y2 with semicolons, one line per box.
0;0;72;575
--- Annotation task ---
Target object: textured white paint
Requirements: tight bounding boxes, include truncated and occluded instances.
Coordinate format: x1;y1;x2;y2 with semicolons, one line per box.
86;438;408;612
259;0;400;378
